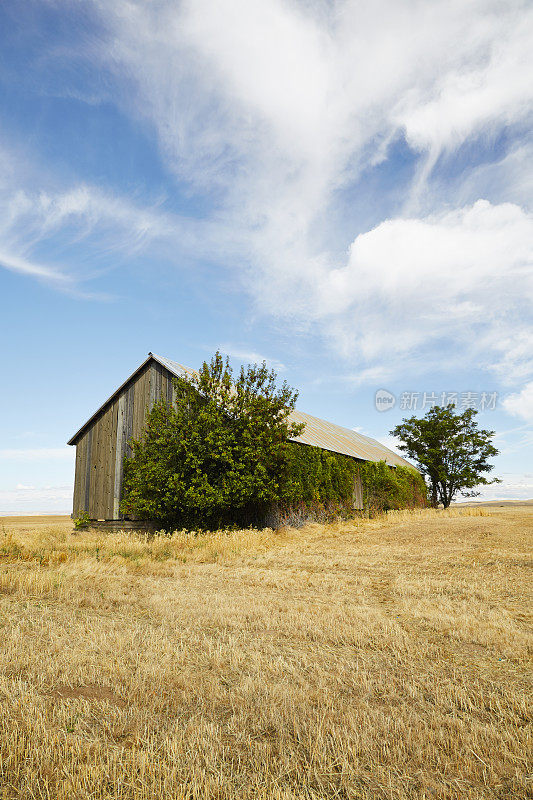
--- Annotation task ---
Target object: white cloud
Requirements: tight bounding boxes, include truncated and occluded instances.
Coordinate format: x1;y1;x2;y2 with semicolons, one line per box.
252;200;532;383
0;139;240;292
83;0;532;381
488;332;533;385
502;382;533;424
99;0;533;179
469;474;533;502
0;179;164;289
312;201;532;367
0;249;71;286
0;448;74;461
394;9;533;154
218;344;286;373
344;366;396;388
4;1;532;385
0;484;72;515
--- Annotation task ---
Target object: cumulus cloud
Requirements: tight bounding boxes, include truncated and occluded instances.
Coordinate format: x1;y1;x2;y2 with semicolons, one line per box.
312;200;533;369
502;382;533;424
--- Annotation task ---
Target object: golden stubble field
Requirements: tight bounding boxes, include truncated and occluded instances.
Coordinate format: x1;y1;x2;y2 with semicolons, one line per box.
0;507;531;799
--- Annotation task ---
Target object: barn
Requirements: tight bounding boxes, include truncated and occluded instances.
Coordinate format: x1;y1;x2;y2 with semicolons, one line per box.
67;353;416;521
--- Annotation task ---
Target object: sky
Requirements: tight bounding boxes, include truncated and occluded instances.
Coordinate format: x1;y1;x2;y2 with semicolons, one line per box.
0;0;532;513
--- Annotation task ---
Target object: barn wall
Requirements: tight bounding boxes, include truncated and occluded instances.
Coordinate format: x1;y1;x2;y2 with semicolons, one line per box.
353;468;363;510
72;360;172;520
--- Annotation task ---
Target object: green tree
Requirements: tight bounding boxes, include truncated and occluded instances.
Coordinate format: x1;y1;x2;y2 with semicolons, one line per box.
121;352;304;529
391;405;500;508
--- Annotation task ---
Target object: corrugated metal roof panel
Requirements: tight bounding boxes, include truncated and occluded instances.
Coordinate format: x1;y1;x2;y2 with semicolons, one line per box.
287;409;415;468
152;354;198;381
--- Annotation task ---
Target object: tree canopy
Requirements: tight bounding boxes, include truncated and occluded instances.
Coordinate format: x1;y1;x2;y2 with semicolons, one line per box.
121;352;304;529
391;405;500;508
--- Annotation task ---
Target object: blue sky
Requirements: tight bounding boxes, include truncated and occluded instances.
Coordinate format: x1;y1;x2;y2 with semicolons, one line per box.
1;0;532;513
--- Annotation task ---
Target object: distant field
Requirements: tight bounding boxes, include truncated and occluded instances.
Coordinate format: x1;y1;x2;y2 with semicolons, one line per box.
455;499;533;507
0;508;531;799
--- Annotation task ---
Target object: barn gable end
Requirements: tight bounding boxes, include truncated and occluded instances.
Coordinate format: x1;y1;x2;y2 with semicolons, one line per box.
69;358;178;520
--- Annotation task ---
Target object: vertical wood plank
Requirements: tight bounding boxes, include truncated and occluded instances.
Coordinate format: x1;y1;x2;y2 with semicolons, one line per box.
166;371;173;406
353;468;363;510
125;383;134;458
149;362;156;409
72;442;82;516
92;416;102;519
133;365;149;442
84;428;92;516
104;399;118;519
113;392;126;519
77;434;87;514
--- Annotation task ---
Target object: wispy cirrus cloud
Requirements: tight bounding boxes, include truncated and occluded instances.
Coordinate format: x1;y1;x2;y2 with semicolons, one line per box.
3;0;532;386
217;344;286;373
0;448;74;461
80;0;533;383
0;152;239;293
0;484;72;514
0;249;71;286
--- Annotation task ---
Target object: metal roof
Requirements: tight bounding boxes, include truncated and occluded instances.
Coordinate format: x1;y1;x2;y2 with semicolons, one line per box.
67;353;417;470
288;409;415;468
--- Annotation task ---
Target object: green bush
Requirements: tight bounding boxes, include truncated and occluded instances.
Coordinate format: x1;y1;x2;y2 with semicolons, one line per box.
121;352;303;530
359;460;428;516
73;511;91;531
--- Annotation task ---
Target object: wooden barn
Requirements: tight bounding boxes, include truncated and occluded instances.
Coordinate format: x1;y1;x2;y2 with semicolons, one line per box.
67;353;415;521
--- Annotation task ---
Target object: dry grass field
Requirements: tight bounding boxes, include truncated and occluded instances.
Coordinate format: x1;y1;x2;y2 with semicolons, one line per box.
0;507;531;799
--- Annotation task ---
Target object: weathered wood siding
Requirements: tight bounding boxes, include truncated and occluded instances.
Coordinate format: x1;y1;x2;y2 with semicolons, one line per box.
72;360;174;520
353;469;364;510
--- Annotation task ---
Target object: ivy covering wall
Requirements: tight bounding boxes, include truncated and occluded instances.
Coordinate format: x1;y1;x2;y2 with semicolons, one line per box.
275;443;427;524
359;459;428;515
282;443;358;503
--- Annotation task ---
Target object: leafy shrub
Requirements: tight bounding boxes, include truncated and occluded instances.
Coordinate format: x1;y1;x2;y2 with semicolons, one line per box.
359;461;428;516
121;352;303;530
73;511;91;531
